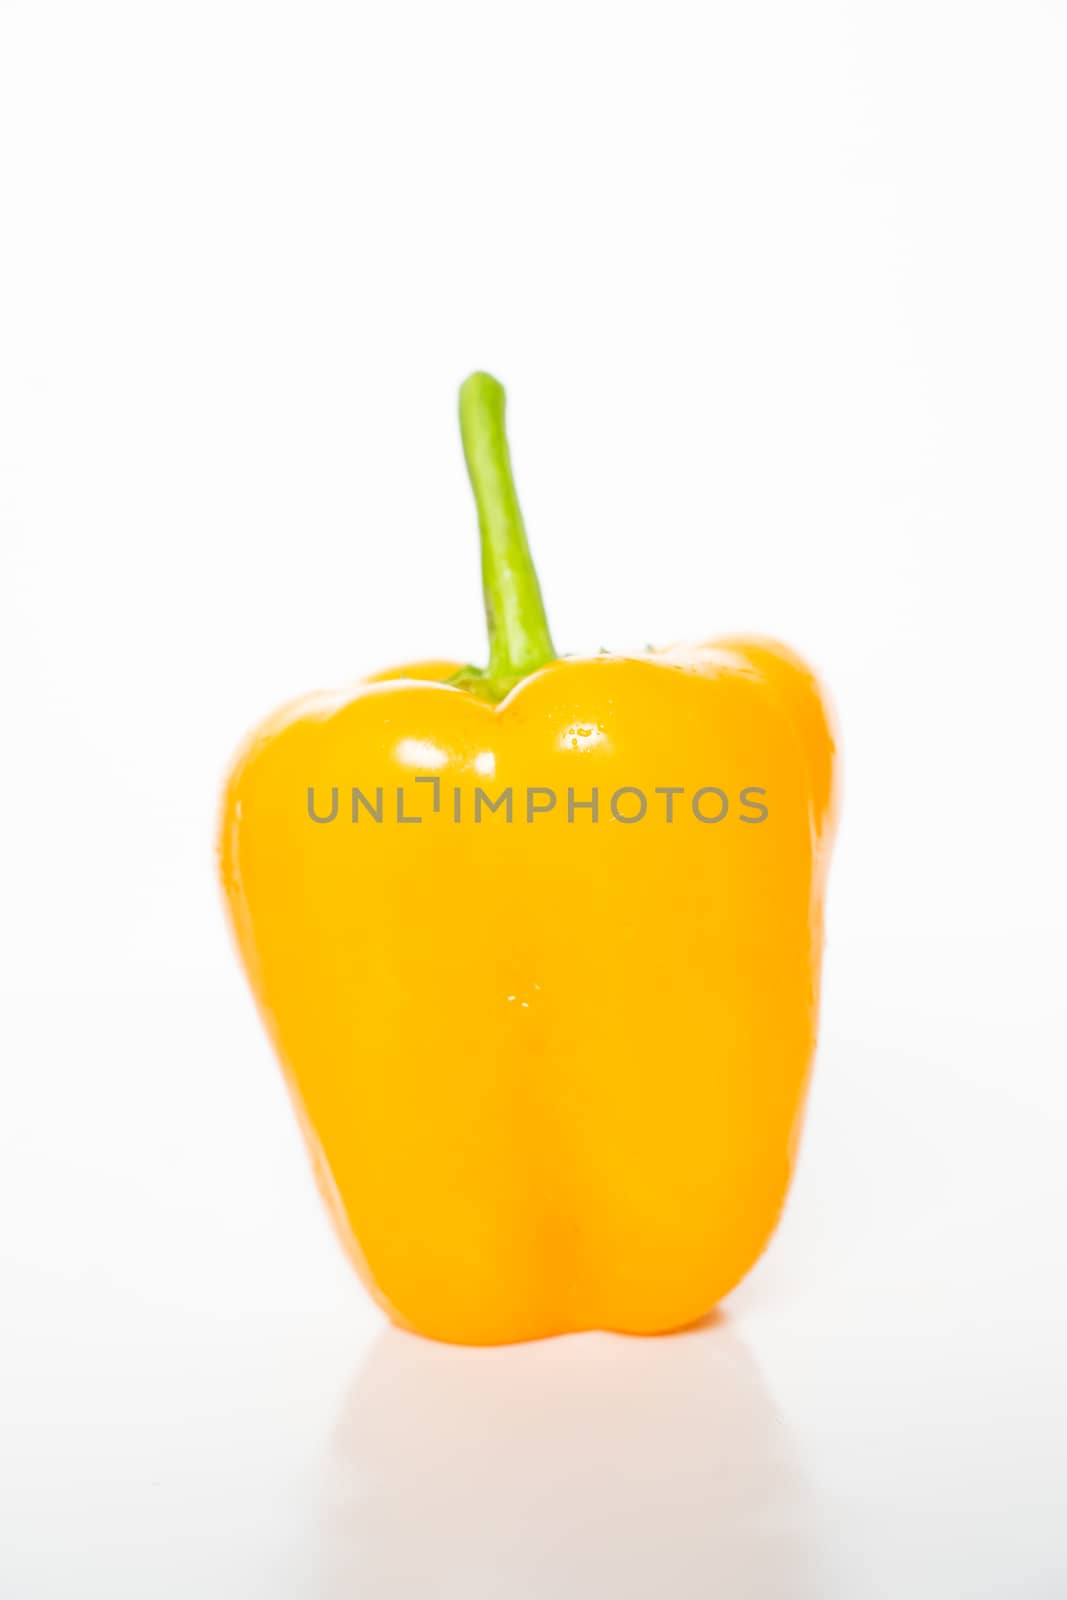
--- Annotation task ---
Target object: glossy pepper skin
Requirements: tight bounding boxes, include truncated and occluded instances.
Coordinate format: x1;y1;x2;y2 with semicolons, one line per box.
218;375;839;1345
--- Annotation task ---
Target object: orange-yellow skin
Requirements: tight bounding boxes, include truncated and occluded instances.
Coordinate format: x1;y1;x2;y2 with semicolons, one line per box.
218;639;838;1345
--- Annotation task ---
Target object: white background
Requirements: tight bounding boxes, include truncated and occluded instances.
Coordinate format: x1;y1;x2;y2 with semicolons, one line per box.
2;3;1065;1595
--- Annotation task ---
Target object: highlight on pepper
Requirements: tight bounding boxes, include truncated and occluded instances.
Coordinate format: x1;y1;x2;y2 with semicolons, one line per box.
218;372;840;1346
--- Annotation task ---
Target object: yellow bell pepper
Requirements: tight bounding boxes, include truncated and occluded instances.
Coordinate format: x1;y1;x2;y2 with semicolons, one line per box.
218;373;839;1345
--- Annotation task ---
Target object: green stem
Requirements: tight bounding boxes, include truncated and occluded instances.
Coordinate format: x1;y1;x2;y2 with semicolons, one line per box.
452;372;556;700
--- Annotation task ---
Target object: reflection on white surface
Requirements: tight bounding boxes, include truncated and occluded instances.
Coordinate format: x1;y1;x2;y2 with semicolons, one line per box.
321;1319;823;1599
